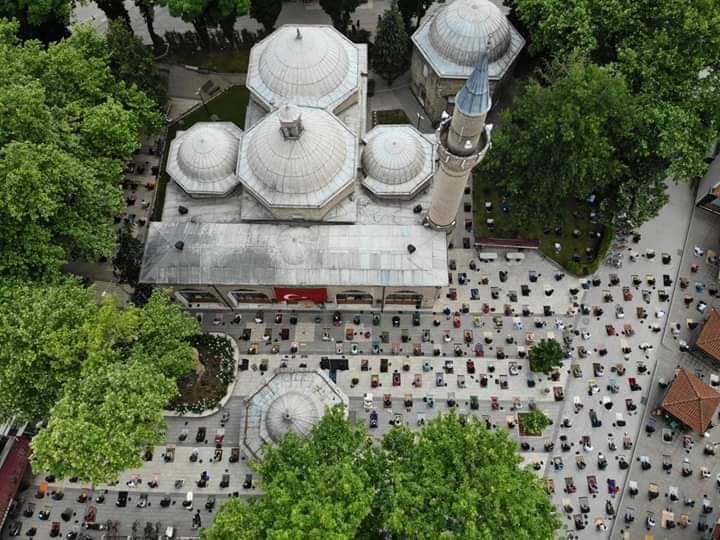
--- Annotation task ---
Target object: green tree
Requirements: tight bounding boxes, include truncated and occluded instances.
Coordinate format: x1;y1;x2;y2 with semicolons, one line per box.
160;0;250;46
0;0;72;43
135;0;163;49
319;0;360;33
250;0;281;33
205;408;561;539
31;360;176;484
106;19;167;107
529;338;564;374
129;290;200;380
0;20;161;280
113;224;144;285
377;413;560;539
520;409;552;435
0;279;98;421
373;3;410;85
397;0;434;31
95;0;132;27
202;406;374;539
479;59;668;228
513;0;720;184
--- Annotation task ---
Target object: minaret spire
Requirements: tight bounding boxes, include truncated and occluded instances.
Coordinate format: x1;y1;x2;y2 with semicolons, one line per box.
425;49;493;232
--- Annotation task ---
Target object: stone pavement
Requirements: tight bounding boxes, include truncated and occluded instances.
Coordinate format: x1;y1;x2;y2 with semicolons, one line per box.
7;152;719;539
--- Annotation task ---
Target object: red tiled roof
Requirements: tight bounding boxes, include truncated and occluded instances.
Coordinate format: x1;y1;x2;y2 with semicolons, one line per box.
696;308;720;361
0;436;30;530
661;368;720;433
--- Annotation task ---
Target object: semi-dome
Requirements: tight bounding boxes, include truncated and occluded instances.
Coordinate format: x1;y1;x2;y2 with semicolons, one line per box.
237;105;357;214
166;122;243;198
412;0;525;80
247;25;361;111
361;125;435;200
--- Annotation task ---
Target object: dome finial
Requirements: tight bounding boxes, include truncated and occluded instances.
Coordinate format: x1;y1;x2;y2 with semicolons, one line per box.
278;103;304;140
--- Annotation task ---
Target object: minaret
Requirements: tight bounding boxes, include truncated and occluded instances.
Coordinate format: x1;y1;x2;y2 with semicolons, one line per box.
426;53;493;232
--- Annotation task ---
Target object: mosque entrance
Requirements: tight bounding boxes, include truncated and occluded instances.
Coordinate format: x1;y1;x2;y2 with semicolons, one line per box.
385;291;423;306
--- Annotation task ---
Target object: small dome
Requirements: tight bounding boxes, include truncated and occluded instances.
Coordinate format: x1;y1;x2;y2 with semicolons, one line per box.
247;25;360;110
238;106;357;212
363;129;425;185
166;122;243;198
264;391;321;442
361;125;436;200
429;0;512;65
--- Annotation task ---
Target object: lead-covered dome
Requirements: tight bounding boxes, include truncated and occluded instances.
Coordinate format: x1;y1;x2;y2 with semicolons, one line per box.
237;105;357;215
361;125;435;200
430;0;511;65
412;0;525;80
243;369;349;460
166;122;243;198
247;25;361;111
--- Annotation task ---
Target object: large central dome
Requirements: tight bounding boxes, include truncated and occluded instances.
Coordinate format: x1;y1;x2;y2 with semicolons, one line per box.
429;0;512;65
247;25;361;111
237;105;357;217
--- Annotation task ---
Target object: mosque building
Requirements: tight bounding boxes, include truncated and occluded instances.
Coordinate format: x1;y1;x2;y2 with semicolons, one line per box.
410;0;525;123
140;22;493;312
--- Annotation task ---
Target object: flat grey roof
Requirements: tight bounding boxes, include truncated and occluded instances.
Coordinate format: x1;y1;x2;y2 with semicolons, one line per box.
140;221;448;287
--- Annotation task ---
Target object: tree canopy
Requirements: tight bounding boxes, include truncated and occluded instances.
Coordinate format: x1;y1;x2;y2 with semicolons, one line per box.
106;19;167;107
479;59;668;228
203;408;560;539
0;20;161;280
511;0;720;187
372;3;410;85
319;0;360;33
250;0;282;34
160;0;250;44
0;0;72;43
529;338;565;374
0;282;199;424
31;360;176;485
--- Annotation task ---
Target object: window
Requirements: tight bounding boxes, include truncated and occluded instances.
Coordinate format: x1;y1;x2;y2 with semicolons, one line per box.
230;290;271;303
423;64;429;78
178;289;220;304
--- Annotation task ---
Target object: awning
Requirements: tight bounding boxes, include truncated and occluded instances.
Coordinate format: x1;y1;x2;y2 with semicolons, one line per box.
0;436;30;530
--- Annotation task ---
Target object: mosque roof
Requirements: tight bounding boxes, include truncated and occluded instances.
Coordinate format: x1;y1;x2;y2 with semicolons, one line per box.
361;125;435;199
166;122;243;197
237;105;358;212
412;0;525;80
247;25;361;111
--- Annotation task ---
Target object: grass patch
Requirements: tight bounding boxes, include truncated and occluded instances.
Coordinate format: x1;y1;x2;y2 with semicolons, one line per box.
170;48;251;73
169;334;236;414
373;109;411;126
472;173;611;276
152;85;250;221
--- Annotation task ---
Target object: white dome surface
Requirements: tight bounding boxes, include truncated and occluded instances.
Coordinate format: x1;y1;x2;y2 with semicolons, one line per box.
238;106;357;211
429;0;511;65
247;25;361;110
264;391;321;442
412;0;525;80
361;125;435;200
166;122;243;197
242;369;349;460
